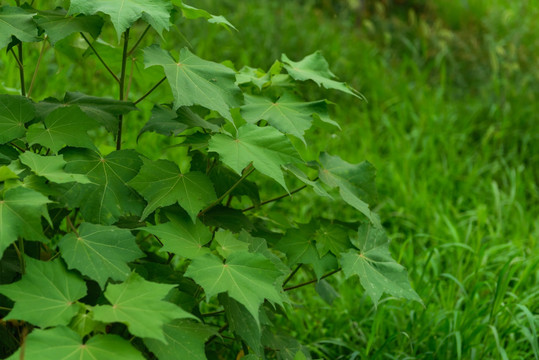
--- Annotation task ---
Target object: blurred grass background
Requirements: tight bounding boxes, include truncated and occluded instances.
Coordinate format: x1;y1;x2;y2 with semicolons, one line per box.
1;0;538;359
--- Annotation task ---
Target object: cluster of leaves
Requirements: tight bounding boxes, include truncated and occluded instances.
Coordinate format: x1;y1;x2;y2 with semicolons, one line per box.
0;1;421;359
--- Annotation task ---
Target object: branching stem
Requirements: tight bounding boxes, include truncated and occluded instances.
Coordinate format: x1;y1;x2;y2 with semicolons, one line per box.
127;24;151;56
284;268;341;292
116;29;130;151
80;32;120;83
134;76;166;105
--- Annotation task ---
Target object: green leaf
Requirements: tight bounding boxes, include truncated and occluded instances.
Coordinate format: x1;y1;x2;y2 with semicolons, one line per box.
0;187;50;257
93;272;195;342
7;326;144;360
208;164;260;206
129;158;217;222
199;205;254;233
215;230;249;258
185;252;283;323
19;152;91;184
208;124;301;190
139;212;211;259
241;93;334;141
0;144;19;165
284;164;331;198
62;148;143;225
318;152;380;227
173;1;236;30
144;320;217;360
27;106;99;153
69;305;106;337
340;224;422;305
144;45;242;119
0;165;19;182
68;0;172;41
0;6;39;50
313;219;352;257
36;92;138;134
0;94;35;144
221;294;263;355
59;223;144;288
282;51;363;99
139;104;219;138
35;9;104;45
0;257;86;327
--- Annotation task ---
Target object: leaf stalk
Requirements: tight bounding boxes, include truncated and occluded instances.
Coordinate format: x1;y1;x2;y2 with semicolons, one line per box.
116;29;130;150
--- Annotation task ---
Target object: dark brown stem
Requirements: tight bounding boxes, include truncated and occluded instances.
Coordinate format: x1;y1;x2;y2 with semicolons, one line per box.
133;77;166;105
65;214;79;237
9;142;26;153
284;268;341;291
80;32;120;83
242;184;308;212
116;29;130;151
283;264;302;287
127;25;151;56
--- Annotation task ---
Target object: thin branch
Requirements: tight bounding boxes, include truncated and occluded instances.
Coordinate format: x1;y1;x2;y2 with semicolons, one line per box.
80;32;120;83
127;24;151;56
283;264;302;287
199;164;255;217
65;214;79;237
9;48;23;69
133;76;166;105
27;37;48;98
205;323;229;345
116;29;130;151
201;310;225;317
125;57;135;99
242;184;308;212
284;268;341;292
9;142;26;152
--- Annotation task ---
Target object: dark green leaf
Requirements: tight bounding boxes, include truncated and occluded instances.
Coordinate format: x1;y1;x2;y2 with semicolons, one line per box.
144;45;242;119
35;9;104;45
315;279;339;305
59;223;144;288
0;6;39;49
0;94;35;144
0;257;86;327
0;144;19;165
199;205;254;233
129;158;217;222
221;294;263;355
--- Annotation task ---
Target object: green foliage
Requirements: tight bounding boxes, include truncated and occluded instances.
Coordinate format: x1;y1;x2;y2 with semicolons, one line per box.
0;1;420;359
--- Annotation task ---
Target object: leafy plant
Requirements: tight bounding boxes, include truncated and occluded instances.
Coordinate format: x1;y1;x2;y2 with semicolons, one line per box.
0;1;421;359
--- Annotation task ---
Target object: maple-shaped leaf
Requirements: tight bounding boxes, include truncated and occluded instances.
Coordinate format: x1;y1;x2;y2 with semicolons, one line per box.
27;106;99;153
0;94;35;144
340;224;422;306
19;152;91;184
35;92;138;134
282;51;363;99
0;187;50;257
215;230;249;258
144;319;217;360
138;212;211;259
0;257;86;328
61;148;143;225
0;6;39;49
93;272;196;342
68;0;172;41
313;219;353;258
208;124;301;190
173;1;236;30
318;152;380;227
185;252;283;323
241;93;335;141
7;326;144;360
35;9;104;45
129;158;216;222
59;223;144;288
144;45;242;119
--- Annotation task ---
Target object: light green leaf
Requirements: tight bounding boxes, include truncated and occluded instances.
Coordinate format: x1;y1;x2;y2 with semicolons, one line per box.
19;152;91;184
93;272;195;342
0;165;19;182
36;92;138;134
129;158;217;222
0;6;39;49
7;326;145;360
318;152;380;227
0;257;86;327
340;224;422;306
208;123;301;190
282;51;363;99
0;94;35;144
68;0;172;41
35;9;104;45
144;320;217;360
144;45;242;119
215;230;249;258
173;1;236;30
139;212;211;259
59;223;144;288
27;106;99;153
62;148;143;225
0;187;50;257
241;93;334;141
69;305;106;337
284;164;332;198
185;252;283;323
